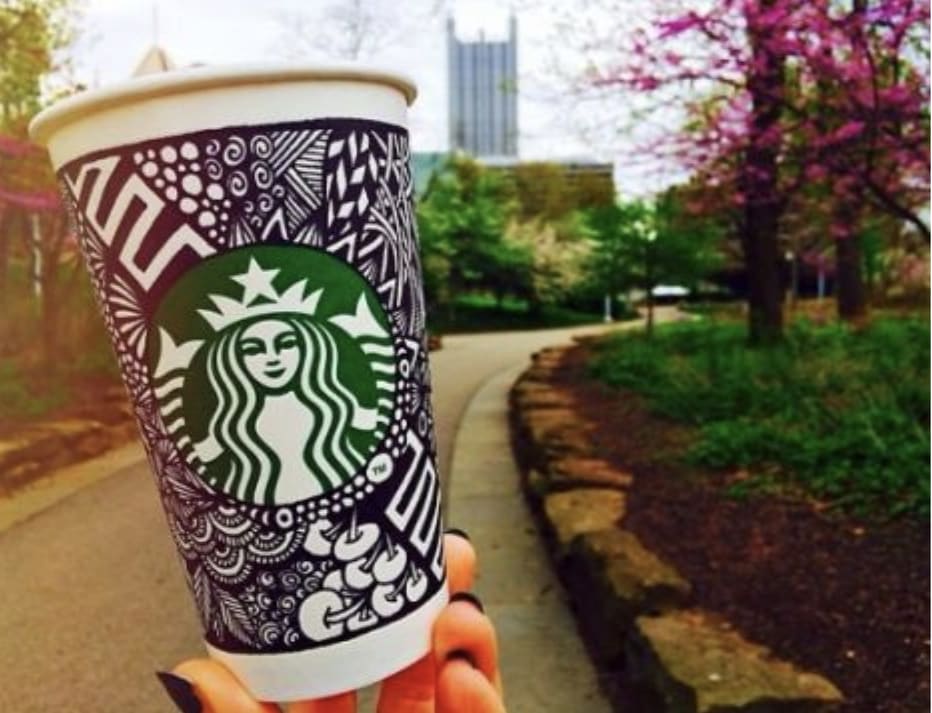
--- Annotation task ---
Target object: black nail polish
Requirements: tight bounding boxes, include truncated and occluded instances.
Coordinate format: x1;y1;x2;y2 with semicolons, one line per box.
156;671;202;713
450;591;484;613
447;648;478;667
445;527;471;542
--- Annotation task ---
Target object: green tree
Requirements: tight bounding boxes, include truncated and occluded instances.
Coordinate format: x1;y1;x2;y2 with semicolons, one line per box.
0;0;77;131
583;193;723;334
501;162;612;312
580;201;645;316
510;162;576;221
416;157;520;316
508;161;614;222
504;214;591;314
418;157;612;324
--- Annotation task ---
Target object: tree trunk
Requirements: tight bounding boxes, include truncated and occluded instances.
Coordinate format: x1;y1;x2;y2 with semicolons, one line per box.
785;249;798;313
835;236;866;323
743;199;784;344
41;283;59;370
0;206;8;299
644;247;655;336
528;292;543;318
645;290;655;336
832;190;868;324
742;2;785;346
37;213;64;371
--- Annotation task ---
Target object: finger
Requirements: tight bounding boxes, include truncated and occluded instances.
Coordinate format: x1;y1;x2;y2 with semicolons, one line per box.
163;660;279;713
374;527;480;712
376;654;435;713
436;660;506;713
374;529;477;711
444;530;476;594
287;691;356;713
432;595;501;695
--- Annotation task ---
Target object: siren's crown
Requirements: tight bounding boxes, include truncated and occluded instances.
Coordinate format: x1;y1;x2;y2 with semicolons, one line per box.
198;257;322;331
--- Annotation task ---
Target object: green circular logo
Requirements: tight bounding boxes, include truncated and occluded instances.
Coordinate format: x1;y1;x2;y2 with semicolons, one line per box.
147;246;396;506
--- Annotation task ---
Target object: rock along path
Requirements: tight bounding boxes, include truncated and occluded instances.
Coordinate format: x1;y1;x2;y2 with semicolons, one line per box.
0;321;650;712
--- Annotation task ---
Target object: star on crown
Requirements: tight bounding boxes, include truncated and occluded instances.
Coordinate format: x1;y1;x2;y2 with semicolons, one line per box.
198;257;323;332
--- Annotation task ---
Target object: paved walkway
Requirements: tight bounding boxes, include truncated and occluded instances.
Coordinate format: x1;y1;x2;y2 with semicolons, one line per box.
0;322;623;712
446;366;611;712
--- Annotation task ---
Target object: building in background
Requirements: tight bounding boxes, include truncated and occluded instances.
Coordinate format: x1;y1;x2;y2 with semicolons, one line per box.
447;15;518;158
481;156;616;213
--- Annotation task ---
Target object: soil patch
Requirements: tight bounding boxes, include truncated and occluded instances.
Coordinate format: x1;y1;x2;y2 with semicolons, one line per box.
556;343;930;713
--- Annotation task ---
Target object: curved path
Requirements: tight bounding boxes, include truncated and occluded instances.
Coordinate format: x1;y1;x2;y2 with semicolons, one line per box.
0;321;630;712
445;366;610;712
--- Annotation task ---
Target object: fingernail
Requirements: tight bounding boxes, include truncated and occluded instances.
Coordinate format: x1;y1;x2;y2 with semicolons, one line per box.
156;671;202;713
444;527;470;542
447;648;478;667
450;591;484;613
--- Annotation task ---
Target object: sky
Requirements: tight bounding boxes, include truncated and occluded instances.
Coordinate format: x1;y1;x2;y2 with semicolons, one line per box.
67;0;679;196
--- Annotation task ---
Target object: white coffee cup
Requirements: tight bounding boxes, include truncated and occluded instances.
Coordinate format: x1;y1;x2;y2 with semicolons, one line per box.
30;65;447;702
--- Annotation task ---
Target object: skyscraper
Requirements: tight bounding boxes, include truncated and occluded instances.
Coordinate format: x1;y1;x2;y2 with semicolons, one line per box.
447;15;518;157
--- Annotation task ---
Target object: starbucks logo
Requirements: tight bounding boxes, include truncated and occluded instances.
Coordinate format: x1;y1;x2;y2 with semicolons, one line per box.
148;246;395;505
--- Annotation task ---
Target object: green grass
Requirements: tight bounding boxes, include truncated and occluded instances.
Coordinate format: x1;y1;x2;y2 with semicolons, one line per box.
0;338;119;426
677;301;743;318
0;359;69;422
427;294;631;334
590;318;930;518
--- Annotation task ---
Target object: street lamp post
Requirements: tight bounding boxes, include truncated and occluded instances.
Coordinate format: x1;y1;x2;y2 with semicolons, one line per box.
785;249;797;311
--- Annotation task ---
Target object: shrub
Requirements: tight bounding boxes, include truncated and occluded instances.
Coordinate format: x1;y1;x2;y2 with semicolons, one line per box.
0;359;67;422
590;318;930;518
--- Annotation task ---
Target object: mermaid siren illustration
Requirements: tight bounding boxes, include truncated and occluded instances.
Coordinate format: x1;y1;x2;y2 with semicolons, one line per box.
150;256;396;506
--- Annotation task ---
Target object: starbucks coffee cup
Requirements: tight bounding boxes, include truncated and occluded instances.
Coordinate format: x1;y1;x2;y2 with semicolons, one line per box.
30;65;446;702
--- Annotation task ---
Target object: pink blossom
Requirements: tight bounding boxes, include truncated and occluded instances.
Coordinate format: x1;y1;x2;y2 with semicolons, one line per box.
830;121;866;144
576;0;929;232
830;222;852;239
656;13;702;39
806;163;829;181
0;186;60;211
0;133;36;157
634;76;660;91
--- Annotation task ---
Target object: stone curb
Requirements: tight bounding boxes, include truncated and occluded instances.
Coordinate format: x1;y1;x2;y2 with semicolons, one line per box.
0;392;137;498
628;611;843;713
508;344;843;713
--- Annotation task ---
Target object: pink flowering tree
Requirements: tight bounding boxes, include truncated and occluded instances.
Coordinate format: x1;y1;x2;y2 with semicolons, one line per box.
0;0;84;364
566;0;929;340
0;132;81;364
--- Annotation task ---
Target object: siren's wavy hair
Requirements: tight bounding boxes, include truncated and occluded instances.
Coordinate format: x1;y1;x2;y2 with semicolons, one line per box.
204;315;364;504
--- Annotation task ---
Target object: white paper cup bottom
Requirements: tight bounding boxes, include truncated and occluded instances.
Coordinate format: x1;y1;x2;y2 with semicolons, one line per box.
208;586;448;701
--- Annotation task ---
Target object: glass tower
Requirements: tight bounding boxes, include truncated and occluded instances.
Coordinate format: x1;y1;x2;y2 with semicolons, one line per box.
447;16;518;157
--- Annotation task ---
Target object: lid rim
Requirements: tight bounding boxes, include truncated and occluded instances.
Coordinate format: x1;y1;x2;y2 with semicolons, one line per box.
28;63;417;147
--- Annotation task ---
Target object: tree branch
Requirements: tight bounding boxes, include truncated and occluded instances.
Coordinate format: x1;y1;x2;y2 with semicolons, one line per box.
862;173;931;241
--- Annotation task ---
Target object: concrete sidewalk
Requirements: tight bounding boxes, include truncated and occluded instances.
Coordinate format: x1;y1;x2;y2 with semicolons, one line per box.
446;366;612;713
